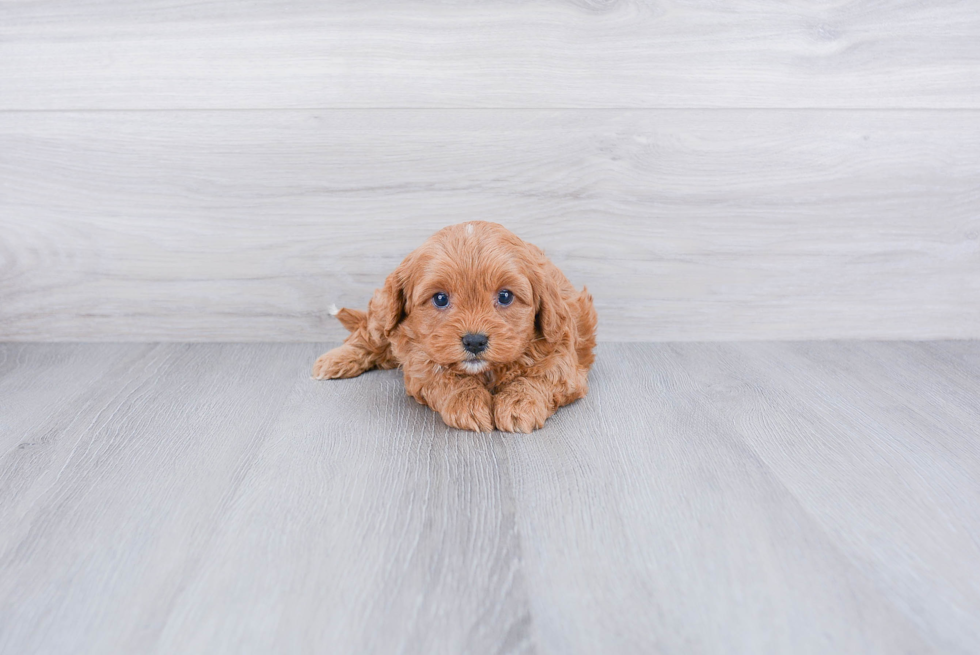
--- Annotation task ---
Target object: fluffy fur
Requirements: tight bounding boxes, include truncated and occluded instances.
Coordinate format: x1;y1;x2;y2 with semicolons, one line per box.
312;222;597;433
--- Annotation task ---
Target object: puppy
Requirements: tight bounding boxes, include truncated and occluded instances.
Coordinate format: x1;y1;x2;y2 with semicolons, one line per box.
312;221;597;433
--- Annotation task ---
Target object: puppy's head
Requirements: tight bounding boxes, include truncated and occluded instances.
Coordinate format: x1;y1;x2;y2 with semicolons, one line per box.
370;222;570;375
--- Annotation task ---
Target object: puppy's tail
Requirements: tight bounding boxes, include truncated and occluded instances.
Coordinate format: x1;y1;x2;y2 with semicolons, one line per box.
328;304;367;334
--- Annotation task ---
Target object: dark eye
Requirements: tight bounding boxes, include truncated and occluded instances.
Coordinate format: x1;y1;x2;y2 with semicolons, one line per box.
432;292;450;308
497;289;514;306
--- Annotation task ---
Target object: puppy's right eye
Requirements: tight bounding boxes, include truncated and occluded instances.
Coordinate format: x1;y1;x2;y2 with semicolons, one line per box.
432;292;450;308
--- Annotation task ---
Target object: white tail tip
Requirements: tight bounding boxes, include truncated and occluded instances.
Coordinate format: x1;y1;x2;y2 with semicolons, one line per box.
328;303;339;316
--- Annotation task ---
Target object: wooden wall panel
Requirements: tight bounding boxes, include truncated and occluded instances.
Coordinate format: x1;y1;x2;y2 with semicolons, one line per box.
2;110;977;341
1;0;978;110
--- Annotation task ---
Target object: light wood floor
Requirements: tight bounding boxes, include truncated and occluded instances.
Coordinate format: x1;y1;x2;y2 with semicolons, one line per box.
1;341;978;654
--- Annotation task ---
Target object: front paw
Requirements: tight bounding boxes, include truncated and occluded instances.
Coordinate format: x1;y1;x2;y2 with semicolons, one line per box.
494;383;553;433
312;345;369;379
439;387;494;432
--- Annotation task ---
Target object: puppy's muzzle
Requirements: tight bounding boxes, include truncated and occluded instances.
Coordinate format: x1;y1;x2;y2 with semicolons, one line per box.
461;332;488;355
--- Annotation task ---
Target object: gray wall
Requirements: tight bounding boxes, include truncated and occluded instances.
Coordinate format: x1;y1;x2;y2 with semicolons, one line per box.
1;1;978;341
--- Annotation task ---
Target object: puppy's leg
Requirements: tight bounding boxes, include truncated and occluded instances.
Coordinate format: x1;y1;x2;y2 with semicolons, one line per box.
494;352;588;433
312;341;382;379
402;364;494;432
493;378;555;433
313;308;394;379
438;380;495;433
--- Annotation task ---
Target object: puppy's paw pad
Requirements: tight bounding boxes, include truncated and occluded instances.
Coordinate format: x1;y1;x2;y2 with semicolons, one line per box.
439;390;494;432
493;390;551;433
312;349;364;379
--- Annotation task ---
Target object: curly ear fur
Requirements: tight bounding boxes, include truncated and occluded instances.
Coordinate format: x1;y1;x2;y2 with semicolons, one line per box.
366;257;414;341
528;245;573;344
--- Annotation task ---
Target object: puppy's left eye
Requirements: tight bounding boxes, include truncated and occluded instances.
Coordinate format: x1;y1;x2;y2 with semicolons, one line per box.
497;289;514;306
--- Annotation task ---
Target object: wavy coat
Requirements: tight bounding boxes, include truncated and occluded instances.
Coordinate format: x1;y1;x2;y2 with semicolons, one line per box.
313;222;597;432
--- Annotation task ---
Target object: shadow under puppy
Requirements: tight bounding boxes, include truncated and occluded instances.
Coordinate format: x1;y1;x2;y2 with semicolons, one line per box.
313;221;597;432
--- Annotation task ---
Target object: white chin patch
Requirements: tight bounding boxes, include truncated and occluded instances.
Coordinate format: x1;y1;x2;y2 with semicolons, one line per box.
460;360;488;374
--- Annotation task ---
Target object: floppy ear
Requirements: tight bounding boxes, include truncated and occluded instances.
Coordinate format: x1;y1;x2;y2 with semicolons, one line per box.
367;257;414;341
529;250;573;344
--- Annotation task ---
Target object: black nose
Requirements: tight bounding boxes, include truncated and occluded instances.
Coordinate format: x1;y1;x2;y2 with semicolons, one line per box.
461;333;488;354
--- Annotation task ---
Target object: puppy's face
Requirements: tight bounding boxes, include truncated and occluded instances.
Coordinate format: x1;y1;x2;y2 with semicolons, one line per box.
395;222;540;374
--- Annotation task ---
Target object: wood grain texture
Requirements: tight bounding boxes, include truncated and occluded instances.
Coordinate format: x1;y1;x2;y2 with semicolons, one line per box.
2;110;978;341
1;0;979;109
0;343;532;654
671;341;980;652
2;342;979;653
504;343;931;654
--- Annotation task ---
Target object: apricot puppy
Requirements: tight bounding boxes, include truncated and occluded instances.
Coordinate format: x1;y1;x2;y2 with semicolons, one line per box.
312;222;597;432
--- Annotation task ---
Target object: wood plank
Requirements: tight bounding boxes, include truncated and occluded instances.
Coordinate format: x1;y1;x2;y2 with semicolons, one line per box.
503;342;933;653
1;1;978;109
0;344;300;652
671;341;980;652
0;343;148;453
153;347;532;654
0;343;160;547
2;110;978;342
2;342;979;652
0;343;532;654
